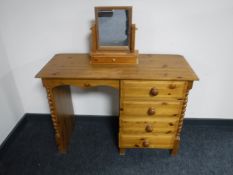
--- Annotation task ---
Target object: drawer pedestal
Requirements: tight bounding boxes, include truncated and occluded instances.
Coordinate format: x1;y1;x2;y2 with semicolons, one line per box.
119;80;193;155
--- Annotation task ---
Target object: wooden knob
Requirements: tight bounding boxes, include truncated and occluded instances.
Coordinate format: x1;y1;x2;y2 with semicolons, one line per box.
84;83;91;87
147;107;155;115
142;140;150;147
145;124;153;132
150;87;158;96
169;84;176;89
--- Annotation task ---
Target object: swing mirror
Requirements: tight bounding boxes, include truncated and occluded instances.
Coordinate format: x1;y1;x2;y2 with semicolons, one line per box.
95;7;132;51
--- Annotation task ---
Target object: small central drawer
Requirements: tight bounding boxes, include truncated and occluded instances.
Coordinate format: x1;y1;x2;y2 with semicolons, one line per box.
121;80;187;99
121;100;183;117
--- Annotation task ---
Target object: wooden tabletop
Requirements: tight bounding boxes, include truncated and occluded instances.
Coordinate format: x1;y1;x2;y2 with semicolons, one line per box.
35;54;198;81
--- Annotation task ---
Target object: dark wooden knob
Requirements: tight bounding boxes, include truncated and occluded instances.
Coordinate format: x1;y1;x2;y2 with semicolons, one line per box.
147;107;155;115
150;87;158;96
142;140;150;147
169;84;176;89
145;124;153;132
84;83;91;87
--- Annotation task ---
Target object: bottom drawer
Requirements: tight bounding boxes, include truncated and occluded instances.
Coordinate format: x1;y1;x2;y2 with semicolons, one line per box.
119;133;175;149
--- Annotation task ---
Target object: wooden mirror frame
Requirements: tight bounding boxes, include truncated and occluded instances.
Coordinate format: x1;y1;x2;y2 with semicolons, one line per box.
95;6;132;52
90;6;138;64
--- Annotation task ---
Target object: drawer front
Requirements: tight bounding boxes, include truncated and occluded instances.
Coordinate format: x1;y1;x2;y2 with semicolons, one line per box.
121;100;183;117
120;117;179;134
90;55;137;64
119;133;175;149
121;80;187;99
43;79;119;89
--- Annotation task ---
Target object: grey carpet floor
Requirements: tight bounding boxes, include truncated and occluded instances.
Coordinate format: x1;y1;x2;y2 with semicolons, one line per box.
0;115;233;175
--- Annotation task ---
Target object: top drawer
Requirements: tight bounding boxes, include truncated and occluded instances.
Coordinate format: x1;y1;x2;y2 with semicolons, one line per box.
121;80;187;99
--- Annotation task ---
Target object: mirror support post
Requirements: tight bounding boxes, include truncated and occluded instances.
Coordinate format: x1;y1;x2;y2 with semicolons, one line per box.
130;24;136;52
91;23;97;52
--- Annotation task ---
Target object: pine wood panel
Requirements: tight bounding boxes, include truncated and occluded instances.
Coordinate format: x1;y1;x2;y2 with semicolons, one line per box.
120;100;183;116
35;54;199;81
42;79;119;89
121;80;187;99
45;85;74;153
119;133;175;148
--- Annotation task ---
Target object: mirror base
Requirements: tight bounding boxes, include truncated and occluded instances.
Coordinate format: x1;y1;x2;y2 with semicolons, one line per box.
90;50;138;64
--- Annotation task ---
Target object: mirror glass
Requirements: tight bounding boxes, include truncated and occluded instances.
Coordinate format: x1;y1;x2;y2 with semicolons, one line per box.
97;9;130;47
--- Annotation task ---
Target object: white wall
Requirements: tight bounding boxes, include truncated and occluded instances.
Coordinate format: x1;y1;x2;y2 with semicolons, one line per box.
0;0;233;118
0;35;24;144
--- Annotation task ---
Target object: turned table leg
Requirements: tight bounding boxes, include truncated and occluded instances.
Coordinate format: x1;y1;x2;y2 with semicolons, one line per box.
171;82;192;156
119;148;126;155
171;136;180;156
45;85;75;153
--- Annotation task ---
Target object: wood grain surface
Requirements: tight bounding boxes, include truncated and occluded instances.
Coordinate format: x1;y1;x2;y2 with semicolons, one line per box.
36;54;198;81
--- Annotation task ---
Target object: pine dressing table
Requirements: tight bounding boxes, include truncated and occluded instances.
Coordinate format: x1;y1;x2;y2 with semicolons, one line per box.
35;53;198;155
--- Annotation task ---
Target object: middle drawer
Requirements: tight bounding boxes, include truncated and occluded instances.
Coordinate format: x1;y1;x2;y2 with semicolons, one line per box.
120;100;183;117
